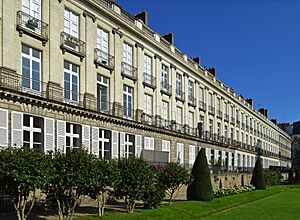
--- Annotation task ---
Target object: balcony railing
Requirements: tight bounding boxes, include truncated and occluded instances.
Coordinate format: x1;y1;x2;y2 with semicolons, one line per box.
236;119;241;126
143;73;156;89
156;118;172;130
123;106;135;120
60;32;86;60
231;117;235;124
141;113;154;126
94;48;114;70
208;106;215;115
16;11;48;45
161;81;172;96
199;101;206;112
188;96;196;107
175;89;185;102
224;113;229;122
217;110;223;119
121;62;137;81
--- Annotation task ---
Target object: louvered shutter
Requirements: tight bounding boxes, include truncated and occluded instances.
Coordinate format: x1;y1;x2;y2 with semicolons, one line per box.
135;135;142;158
206;148;211;164
57;120;66;153
120;132;125;158
189;145;195;165
92;127;99;156
82;125;90;153
44;117;55;154
0;109;8;147
149;137;155;150
111;130;119;159
12;111;23;147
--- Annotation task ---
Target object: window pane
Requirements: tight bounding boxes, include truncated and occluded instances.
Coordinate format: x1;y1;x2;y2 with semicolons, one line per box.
32;49;40;59
22;45;30;55
23;130;30;142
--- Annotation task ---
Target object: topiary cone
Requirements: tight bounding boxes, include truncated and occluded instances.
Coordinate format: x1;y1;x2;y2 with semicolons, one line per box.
251;157;266;190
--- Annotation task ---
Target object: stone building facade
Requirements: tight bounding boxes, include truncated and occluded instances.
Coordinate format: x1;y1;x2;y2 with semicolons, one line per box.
0;0;292;169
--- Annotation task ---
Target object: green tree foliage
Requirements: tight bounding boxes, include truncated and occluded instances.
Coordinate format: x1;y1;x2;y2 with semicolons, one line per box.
114;158;153;213
295;147;300;181
187;148;214;201
0;147;49;220
264;170;282;186
43;149;95;220
87;159;120;217
159;163;191;206
251;157;266;190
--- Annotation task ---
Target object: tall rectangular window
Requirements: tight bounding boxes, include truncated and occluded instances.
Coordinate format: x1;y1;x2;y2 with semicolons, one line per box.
189;111;194;127
123;85;133;118
209;119;213;134
199;87;204;102
217;98;221;111
208;93;213;107
144;94;153;123
189;145;196;165
188;80;194;102
22;45;41;93
224;125;228;138
23;114;43;151
198;115;204;137
22;0;41;19
217;122;221;136
64;61;79;103
144;55;152;83
96;28;109;63
97;74;109;112
162;101;169;120
177;143;184;164
144;137;155;150
99;129;111;159
162;140;170;162
176;106;182;125
66;122;81;153
64;9;79;38
161;64;169;90
176;73;182;96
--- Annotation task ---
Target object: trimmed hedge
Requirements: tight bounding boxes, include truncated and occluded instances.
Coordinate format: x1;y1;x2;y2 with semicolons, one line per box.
251;158;266;189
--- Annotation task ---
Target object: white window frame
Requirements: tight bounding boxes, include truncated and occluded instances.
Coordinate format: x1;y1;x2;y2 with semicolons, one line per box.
123;43;133;66
23;115;42;149
22;0;41;19
188;80;194;101
176;106;182;125
99;129;110;159
177;143;184;164
189;145;196;165
64;9;79;38
162;140;170;162
144;55;152;83
161;64;169;89
96;27;109;63
176;73;182;96
64;61;79;103
144;137;154;150
123;85;133;119
66;123;80;151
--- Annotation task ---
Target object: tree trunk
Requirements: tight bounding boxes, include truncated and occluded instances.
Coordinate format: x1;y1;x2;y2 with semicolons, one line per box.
97;192;107;217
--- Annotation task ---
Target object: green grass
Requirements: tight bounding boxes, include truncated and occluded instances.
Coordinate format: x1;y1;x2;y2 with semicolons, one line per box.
75;185;300;220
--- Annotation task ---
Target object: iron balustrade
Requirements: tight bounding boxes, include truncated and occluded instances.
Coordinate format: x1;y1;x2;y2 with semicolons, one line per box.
141;113;154;125
156;118;172;130
143;73;156;89
208;106;215;115
173;122;184;133
217;110;223;119
198;101;206;111
161;81;172;96
60;32;86;60
121;62;137;81
188;96;196;107
16;11;48;45
97;0;113;9
123;106;135;120
175;89;185;102
94;48;114;70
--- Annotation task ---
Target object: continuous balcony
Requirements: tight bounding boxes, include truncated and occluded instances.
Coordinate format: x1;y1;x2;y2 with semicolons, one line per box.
161;82;172;96
141;113;154;126
208;106;215;116
175;89;185;102
188;96;197;107
94;48;114;70
60;32;86;61
121;62;137;81
199;101;206;112
143;73;156;89
16;11;48;46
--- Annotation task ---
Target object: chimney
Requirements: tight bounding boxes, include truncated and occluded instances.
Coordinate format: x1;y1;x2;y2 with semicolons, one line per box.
206;67;216;77
192;56;201;65
246;98;254;106
135;11;148;26
271;119;277;125
264;109;268;118
162;32;174;45
259;108;265;115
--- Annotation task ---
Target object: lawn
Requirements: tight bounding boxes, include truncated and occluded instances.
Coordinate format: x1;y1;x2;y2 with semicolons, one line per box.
75;185;300;220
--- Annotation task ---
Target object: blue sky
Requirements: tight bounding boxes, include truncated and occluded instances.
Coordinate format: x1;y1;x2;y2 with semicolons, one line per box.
116;0;300;123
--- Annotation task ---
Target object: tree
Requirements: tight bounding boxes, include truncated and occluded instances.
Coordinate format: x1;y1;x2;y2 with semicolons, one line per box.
159;163;191;206
43;149;95;220
0;147;49;220
187;148;214;201
87;159;120;217
251;157;266;189
295;147;300;182
114;158;153;213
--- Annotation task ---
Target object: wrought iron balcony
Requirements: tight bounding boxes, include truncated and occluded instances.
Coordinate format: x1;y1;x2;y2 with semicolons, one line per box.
156;117;172;130
16;11;48;45
188;96;196;107
224;113;229;122
94;48;114;70
199;101;206;112
60;32;86;61
121;62;137;81
208;106;215;115
175;89;185;102
123;106;135;120
173;122;184;133
217;110;223;119
141;113;154;125
143;73;156;89
161;81;172;96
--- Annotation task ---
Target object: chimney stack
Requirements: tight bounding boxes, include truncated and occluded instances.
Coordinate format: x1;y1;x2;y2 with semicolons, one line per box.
135;11;148;26
271;119;277;125
259;108;268;118
162;32;174;45
246;98;254;106
192;56;201;65
206;67;216;77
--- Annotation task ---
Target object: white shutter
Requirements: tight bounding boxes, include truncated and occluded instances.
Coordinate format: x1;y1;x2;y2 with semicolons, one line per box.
12;111;23;147
162;140;170;162
0;109;8;147
111;130;119;159
92;127;99;156
206;148;211;164
57;120;66;153
44;117;55;154
135;135;142;158
149;137;154;150
189;145;195;165
177;143;184;164
120;132;125;158
82;125;90;153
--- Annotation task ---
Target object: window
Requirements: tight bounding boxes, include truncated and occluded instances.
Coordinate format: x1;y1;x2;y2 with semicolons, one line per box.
123;85;133;118
124;134;135;158
64;61;79;103
162;101;169;120
188;80;194;102
161;64;169;90
96;28;109;63
144;137;154;150
64;9;79;38
198;115;204;137
22;45;41;93
189;145;196;165
97;74;109;112
224;125;228;138
66;122;81;153
231;128;234;140
225;102;229;115
162;140;170;162
236;130;239;141
23;114;43;151
123;43;133;76
217;98;221;111
22;0;41;19
176;107;182;125
177;143;184;164
176;73;182;96
217;123;221;136
99;129;111;159
189;111;194;127
144;94;152;123
144;55;152;83
209;119;213;135
199;87;204;102
236;109;239;121
208;93;213;107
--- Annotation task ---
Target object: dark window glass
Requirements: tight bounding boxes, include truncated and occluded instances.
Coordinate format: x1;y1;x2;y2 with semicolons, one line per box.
33;117;42;128
23;142;30;148
66;123;70;133
23;115;30;127
22;45;30;55
23;130;30;142
33;132;41;143
73;124;81;134
73;138;80;147
66;137;70;146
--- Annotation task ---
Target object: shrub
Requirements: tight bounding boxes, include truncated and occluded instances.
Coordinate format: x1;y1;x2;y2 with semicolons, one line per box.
264;170;281;186
187;148;214;201
251;158;266;189
214;185;255;198
295;148;300;181
159;163;191;206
